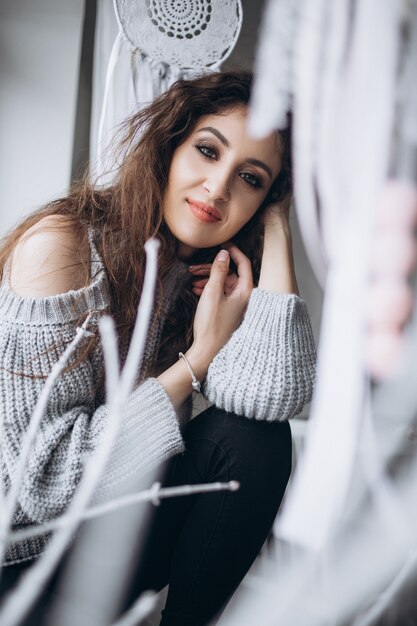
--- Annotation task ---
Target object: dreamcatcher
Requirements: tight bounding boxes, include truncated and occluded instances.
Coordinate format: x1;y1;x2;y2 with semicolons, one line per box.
94;0;243;183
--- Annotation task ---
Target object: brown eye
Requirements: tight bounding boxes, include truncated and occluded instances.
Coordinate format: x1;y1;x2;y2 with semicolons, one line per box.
240;172;263;189
194;144;217;159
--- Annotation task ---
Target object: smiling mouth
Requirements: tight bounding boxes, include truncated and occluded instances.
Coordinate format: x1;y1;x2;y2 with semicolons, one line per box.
186;199;222;223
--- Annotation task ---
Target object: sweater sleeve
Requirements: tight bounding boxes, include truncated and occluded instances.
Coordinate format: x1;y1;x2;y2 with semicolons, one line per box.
0;248;184;528
2;370;184;524
203;288;316;421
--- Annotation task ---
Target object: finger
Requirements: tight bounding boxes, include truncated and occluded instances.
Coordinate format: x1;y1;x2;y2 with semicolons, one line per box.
189;264;212;273
189;265;235;277
189;266;212;276
192;278;209;288
192;287;204;296
223;243;253;287
206;249;230;290
225;272;238;291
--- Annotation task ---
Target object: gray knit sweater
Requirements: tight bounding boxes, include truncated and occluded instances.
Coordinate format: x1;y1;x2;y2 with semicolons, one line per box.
0;231;316;565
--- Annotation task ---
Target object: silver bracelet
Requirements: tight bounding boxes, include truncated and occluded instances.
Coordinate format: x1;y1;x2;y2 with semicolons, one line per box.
178;352;201;393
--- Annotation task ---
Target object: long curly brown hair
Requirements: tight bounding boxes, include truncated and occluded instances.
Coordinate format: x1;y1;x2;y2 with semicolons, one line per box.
0;71;292;378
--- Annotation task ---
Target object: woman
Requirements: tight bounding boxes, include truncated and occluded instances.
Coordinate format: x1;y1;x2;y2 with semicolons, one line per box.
0;71;316;624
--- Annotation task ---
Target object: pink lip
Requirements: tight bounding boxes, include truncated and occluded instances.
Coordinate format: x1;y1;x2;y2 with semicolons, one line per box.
187;199;222;223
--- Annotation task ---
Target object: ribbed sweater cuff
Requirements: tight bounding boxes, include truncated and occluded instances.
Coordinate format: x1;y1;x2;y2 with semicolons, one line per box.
92;378;185;503
242;288;302;334
203;288;316;421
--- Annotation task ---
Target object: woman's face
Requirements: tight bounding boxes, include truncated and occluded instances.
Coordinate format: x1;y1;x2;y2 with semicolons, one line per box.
162;105;282;258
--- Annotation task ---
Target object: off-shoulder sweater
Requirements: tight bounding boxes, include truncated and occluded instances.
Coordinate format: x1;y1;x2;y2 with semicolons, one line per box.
0;230;316;565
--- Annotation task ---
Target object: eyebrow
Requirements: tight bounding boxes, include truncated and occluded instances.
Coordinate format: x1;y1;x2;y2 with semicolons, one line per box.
195;126;273;180
197;126;230;147
246;158;273;180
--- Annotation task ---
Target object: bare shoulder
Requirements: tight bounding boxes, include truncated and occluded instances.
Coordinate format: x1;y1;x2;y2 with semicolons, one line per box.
10;215;91;297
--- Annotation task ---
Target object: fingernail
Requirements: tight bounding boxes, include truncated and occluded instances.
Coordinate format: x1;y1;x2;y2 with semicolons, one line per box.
218;250;229;262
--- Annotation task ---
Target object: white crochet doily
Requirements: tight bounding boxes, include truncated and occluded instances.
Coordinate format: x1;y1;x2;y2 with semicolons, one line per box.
114;0;243;69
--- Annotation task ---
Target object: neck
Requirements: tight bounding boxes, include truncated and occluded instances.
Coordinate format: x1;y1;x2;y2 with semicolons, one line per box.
177;243;197;261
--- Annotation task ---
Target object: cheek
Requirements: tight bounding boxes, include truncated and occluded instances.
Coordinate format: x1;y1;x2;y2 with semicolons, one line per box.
224;205;258;238
166;159;181;193
169;148;201;189
233;191;263;224
242;186;272;224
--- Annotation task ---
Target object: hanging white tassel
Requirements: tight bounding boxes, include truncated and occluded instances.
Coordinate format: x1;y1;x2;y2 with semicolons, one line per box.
249;0;300;137
314;0;351;266
219;3;417;624
291;0;329;285
277;0;402;551
95;30;124;185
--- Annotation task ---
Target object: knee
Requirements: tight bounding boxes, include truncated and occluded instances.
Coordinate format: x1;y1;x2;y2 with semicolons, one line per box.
237;418;292;524
190;406;292;492
237;416;292;492
214;409;292;526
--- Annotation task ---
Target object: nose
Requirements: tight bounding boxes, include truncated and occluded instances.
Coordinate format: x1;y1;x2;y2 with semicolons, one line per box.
203;172;231;202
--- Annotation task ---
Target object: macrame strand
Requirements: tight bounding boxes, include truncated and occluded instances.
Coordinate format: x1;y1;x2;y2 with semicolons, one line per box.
276;0;401;551
291;0;328;285
315;0;351;265
248;0;298;137
5;480;239;544
222;2;417;624
111;590;158;626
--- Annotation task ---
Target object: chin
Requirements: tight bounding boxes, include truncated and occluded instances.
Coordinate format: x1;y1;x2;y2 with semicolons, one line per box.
176;237;219;261
173;230;214;251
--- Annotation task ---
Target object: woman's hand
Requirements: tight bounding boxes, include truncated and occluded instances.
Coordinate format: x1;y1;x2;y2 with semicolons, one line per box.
189;263;237;297
157;245;252;410
188;244;253;373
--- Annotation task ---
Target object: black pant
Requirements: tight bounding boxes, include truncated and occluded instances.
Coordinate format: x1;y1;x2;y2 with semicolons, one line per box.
122;406;292;625
0;406;292;626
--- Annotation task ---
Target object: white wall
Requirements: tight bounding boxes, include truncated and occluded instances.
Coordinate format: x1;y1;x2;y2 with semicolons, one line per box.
0;0;85;237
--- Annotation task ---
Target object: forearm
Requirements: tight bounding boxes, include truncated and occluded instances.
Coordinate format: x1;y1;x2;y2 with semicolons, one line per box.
157;345;214;411
258;220;299;295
